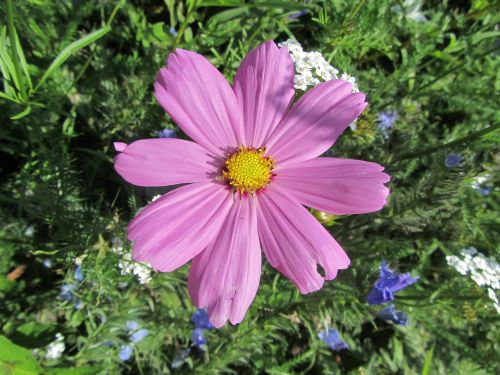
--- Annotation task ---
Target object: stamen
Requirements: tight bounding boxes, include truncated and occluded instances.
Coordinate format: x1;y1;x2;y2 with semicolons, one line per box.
222;146;274;194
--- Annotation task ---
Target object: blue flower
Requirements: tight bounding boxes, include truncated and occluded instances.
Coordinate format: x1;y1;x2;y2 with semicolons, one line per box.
191;308;214;330
318;328;349;351
59;284;76;301
477;187;492;196
73;266;84;282
125;320;139;332
74;299;83;310
444;153;463;168
192;328;207;350
379;305;408;326
171;349;190;369
42;259;52;268
289;9;308;19
378;110;398;139
366;261;418;305
157;128;176;138
130;328;149;343
168;26;178;37
118;345;133;361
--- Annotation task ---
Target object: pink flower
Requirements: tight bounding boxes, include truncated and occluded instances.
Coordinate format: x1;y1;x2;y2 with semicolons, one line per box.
114;41;390;328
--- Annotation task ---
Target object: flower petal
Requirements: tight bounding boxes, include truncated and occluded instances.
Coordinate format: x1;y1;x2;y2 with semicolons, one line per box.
233;40;295;147
274;157;390;215
114;138;219;187
256;186;350;294
129;182;232;272
188;198;261;328
266;80;368;164
155;49;241;156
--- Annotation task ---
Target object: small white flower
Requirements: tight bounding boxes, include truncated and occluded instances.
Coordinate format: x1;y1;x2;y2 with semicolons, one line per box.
114;237;152;285
45;333;65;360
447;247;500;314
279;40;361;131
24;225;35;237
340;73;359;93
392;0;428;23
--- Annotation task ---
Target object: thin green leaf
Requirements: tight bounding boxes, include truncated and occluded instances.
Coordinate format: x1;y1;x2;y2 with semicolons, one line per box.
13;29;32;91
201;0;308;10
10;106;31;120
34;26;111;93
421;344;435;375
6;0;27;100
0;91;20;104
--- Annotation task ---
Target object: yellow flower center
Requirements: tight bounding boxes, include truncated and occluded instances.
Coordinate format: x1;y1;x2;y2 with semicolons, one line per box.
222;146;274;194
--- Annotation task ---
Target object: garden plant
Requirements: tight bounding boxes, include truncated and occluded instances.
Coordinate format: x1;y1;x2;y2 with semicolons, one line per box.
0;0;499;374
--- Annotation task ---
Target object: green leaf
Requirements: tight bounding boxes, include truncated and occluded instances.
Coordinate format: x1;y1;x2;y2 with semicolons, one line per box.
0;91;20;103
421;344;435;375
13;28;32;91
0;335;42;375
11;322;57;349
208;7;249;23
471;31;500;45
10;106;31;120
201;0;307;10
184;26;193;43
44;367;101;375
34;26;111;93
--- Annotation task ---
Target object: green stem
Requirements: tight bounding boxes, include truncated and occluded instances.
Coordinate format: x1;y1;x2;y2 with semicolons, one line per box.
5;0;26;100
394;122;500;163
381;43;500;110
171;1;200;50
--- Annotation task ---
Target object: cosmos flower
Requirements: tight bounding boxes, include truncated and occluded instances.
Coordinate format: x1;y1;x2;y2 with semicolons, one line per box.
318;328;349;351
114;41;390;327
367;261;418;305
378;304;408;326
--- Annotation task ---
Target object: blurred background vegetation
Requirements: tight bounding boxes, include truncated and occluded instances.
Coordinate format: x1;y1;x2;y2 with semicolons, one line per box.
0;0;499;374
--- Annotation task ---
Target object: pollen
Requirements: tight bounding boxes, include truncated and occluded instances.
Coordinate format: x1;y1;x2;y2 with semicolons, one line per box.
222;146;274;194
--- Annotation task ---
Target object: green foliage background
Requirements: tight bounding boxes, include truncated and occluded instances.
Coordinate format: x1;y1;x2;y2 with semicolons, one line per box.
1;0;499;374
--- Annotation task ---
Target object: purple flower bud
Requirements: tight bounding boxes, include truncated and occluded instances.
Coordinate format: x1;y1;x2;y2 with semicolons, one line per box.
191;308;214;330
118;345;133;361
379;304;408;326
366;261;418;305
318;328;349;351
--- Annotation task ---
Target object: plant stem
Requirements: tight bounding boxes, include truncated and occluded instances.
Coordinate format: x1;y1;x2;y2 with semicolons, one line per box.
394;122;500;163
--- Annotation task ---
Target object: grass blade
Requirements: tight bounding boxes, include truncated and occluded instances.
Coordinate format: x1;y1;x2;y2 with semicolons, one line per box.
421;344;435;375
34;25;111;93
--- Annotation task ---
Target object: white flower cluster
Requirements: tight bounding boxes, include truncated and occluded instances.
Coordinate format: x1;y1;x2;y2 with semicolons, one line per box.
446;247;500;314
278;39;360;130
45;333;65;360
278;39;359;93
112;237;152;285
